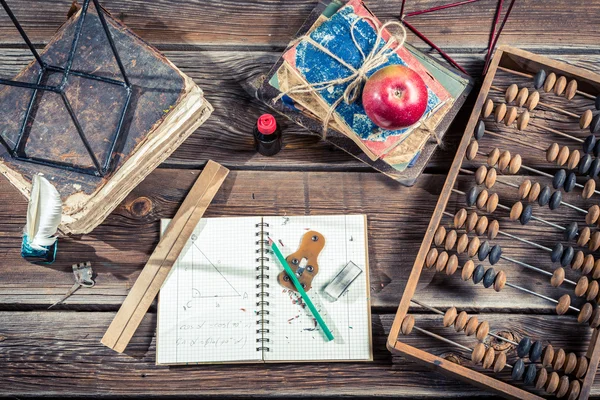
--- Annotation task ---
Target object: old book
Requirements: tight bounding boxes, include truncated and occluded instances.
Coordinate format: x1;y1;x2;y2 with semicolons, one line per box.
0;4;212;234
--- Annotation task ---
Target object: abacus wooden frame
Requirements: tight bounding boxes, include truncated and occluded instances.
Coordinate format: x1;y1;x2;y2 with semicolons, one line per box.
386;46;600;400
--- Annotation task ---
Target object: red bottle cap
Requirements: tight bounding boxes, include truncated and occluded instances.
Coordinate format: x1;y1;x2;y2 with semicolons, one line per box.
257;114;277;135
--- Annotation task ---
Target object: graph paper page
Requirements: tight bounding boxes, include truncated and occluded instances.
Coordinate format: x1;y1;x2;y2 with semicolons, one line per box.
263;214;372;362
156;217;260;365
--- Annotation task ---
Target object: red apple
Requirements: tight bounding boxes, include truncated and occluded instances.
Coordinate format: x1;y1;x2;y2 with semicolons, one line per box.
362;65;428;130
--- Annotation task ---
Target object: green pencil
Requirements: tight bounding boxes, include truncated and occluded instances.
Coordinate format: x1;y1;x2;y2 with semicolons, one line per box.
269;238;334;341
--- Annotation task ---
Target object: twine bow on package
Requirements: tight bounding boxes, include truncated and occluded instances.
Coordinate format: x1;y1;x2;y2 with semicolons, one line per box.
247;0;473;185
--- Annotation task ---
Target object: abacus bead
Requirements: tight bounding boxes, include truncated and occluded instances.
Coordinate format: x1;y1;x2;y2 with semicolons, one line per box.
476;320;489;341
425;248;438;268
517;110;530;131
520;204;533;225
475;215;488;235
444;229;457;251
482;268;496;288
592;258;600;279
456;233;469;254
586;280;599;301
581;110;594;130
529;341;543;363
556;375;570;398
556;146;570;166
472;264;485;284
526;90;540;110
551;243;564;263
466;140;479;160
538;185;551;206
564;222;578;241
549;190;562;211
464;316;478;336
488;220;499;239
595;139;600;157
488;245;502;265
555;76;567;96
578;302;593;324
533;69;546;89
400;315;415;335
589;231;600;251
583;133;596;153
471;343;486;364
443;307;458;327
435;251;449;272
575;356;588;378
510;202;523;221
495;103;507;122
577;227;590;247
590;157;600;177
508;154;521;174
564;352;577;374
477;241;491;261
553;169;566;189
493;351;507;373
511;359;525;380
591;114;600;134
571;250;584;270
597;95;600;110
590;307;600;329
482;347;495;369
484;168;496;188
523;364;537;386
565;79;578;100
467;237;480;258
553;347;566;370
434;226;446;246
454;209;467;228
528;182;541;202
567;149;580;170
498;150;511;171
535;367;548;390
466;187;478;207
487;148;500;166
583;179;596;199
486;193;498;213
517;337;532;358
504;106;518;126
544;72;557;92
579;153;592;174
462;260;475;281
505;84;518;103
564;172;576;192
551;267;565;287
518;179;532;199
560;246;573;267
476;190;488;209
542;345;555;367
516;87;529;107
582;254;595;275
466;211;478;232
475;165;487;184
586;205;600;225
455;311;468;332
556;294;571;315
493;270;506;292
575;276;589;297
547;143;560;162
482;98;494;118
446;254;458;275
567;380;581;400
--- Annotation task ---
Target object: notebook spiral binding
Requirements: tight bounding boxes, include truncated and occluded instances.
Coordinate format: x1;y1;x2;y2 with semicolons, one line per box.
255;221;271;352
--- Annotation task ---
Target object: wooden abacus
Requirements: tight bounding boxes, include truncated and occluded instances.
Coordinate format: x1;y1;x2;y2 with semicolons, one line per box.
388;46;600;399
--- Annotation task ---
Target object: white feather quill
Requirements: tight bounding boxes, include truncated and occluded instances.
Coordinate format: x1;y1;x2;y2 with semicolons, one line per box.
25;175;62;250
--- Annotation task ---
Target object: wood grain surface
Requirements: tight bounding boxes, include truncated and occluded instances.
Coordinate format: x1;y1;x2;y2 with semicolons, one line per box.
0;0;599;398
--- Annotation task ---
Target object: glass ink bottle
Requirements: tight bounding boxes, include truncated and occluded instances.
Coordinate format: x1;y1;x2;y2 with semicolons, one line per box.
253;113;282;156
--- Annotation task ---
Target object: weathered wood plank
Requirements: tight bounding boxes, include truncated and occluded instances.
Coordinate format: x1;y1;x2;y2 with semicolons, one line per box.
0;311;597;398
0;0;599;50
0;170;593;313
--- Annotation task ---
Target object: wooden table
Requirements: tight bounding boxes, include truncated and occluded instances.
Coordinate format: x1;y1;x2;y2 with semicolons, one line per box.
1;1;599;398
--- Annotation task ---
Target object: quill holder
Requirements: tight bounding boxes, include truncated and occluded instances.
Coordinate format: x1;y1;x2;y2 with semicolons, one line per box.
21;175;62;264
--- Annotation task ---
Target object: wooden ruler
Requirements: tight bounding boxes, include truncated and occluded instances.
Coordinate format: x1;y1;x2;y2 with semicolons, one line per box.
101;160;229;353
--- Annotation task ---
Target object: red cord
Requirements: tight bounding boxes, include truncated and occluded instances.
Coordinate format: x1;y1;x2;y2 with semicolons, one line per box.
405;0;483;17
483;0;517;74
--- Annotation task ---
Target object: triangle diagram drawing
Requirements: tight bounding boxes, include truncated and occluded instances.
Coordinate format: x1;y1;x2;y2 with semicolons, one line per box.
189;242;242;299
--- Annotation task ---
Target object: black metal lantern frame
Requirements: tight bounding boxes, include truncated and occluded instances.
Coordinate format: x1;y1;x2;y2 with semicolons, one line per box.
0;0;132;177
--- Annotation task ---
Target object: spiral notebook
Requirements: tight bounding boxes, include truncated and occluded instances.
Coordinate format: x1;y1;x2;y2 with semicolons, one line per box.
156;215;372;365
